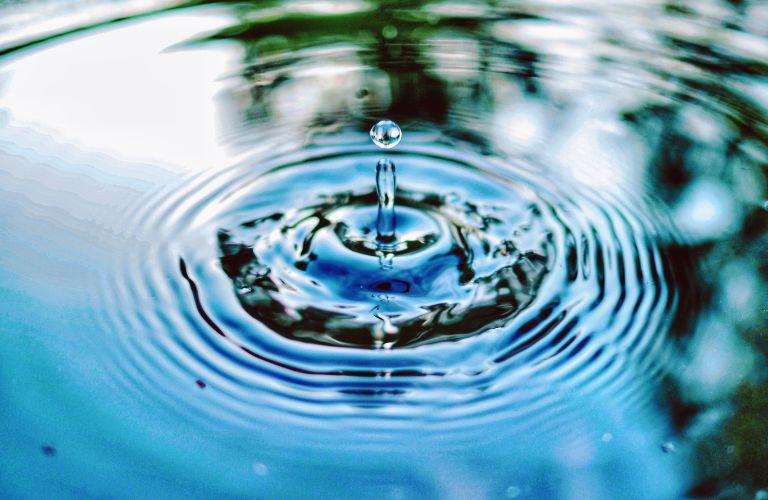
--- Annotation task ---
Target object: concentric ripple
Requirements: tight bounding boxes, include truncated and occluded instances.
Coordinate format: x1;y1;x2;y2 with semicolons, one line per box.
97;133;680;438
217;154;551;348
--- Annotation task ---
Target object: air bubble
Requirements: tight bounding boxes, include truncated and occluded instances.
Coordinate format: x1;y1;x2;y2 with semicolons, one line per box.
370;120;402;149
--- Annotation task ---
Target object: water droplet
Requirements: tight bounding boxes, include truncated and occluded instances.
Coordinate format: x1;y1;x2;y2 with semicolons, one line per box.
601;432;613;443
506;486;521;498
755;489;768;500
41;445;56;457
370;120;402;149
356;88;370;99
661;442;676;454
253;462;268;476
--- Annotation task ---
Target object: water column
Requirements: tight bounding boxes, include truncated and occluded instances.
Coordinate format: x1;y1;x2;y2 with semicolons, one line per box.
370;120;402;270
370;120;403;345
375;159;396;244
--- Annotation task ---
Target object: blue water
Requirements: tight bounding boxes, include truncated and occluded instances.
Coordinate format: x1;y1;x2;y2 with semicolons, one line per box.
0;1;767;498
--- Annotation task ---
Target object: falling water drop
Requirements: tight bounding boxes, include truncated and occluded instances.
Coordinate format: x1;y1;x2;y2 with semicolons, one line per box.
370;119;402;149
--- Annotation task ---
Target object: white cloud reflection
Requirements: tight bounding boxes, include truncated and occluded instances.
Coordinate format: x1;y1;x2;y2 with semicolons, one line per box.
0;8;241;173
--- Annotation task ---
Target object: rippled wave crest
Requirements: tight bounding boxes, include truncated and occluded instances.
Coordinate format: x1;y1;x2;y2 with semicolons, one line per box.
97;135;684;441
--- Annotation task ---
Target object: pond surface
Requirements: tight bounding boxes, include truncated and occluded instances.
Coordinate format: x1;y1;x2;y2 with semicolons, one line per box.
0;1;766;498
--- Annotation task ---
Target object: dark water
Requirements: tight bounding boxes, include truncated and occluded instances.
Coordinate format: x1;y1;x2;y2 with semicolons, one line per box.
0;1;766;498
